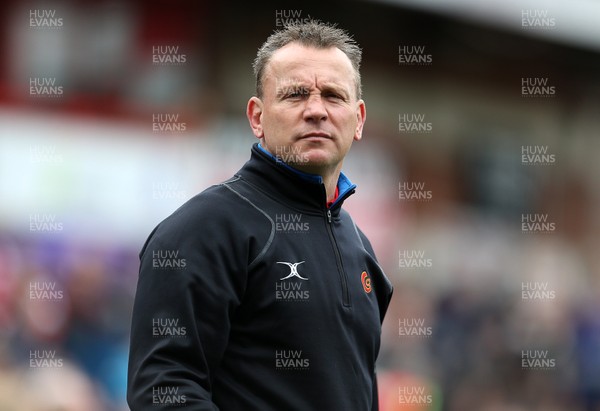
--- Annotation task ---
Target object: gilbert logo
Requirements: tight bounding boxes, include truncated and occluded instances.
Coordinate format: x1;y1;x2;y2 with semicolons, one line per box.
361;271;372;293
277;261;308;280
275;261;309;301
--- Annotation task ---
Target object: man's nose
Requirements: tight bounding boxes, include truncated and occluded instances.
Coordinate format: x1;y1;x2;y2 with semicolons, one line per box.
302;94;328;122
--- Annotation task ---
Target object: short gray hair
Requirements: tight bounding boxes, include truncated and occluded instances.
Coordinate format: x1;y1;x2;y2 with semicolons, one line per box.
253;21;362;99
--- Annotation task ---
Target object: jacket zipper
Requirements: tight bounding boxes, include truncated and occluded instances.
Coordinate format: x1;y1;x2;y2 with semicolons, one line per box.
326;208;350;307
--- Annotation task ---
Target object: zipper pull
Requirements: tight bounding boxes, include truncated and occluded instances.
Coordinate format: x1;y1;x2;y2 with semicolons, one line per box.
327;209;332;223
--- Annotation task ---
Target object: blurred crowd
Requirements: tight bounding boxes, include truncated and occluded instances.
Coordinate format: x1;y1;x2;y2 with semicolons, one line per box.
0;235;136;410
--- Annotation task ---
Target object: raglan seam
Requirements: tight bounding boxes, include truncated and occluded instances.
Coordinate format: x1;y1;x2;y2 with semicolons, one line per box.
221;181;275;271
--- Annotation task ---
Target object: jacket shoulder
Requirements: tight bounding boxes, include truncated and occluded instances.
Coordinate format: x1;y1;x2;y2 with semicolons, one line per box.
141;178;274;262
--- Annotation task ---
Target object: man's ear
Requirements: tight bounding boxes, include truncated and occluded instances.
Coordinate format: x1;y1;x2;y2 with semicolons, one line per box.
247;96;264;139
354;99;366;141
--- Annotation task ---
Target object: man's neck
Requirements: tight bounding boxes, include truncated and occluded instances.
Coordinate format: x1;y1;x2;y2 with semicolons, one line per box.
321;169;341;203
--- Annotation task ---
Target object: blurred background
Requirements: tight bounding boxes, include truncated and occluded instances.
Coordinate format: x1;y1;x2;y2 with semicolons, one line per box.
0;0;599;410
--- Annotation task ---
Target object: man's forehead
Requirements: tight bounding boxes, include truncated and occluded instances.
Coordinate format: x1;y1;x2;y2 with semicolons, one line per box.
266;43;354;79
273;75;345;88
263;46;354;96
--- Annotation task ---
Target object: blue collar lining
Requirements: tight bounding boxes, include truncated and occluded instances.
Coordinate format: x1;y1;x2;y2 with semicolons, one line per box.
258;143;322;184
257;143;356;205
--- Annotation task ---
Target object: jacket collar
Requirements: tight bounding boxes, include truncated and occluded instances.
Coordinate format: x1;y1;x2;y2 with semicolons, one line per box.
235;143;356;213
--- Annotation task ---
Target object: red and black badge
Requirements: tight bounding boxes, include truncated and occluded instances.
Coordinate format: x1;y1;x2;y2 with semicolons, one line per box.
361;271;372;293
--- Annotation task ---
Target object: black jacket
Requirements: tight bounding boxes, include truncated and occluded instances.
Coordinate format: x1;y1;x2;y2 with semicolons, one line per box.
127;143;393;410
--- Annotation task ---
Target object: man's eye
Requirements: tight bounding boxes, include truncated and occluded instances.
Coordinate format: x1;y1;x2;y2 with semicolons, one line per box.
324;92;343;100
287;89;307;98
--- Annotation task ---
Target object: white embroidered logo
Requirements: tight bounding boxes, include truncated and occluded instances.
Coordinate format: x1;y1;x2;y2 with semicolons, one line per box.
277;261;308;280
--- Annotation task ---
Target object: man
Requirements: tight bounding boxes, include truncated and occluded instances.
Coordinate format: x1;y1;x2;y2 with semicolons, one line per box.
127;21;393;410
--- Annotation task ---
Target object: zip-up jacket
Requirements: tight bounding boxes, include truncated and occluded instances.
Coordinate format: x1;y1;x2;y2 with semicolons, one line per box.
127;143;394;410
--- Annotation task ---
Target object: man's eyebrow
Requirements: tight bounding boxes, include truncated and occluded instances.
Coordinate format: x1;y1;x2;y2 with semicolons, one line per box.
319;82;350;95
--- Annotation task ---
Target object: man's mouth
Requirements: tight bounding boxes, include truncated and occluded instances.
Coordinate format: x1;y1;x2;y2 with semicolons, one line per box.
299;132;332;140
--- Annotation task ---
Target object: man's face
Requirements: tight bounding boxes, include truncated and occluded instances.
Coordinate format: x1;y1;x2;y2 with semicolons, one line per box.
247;42;366;174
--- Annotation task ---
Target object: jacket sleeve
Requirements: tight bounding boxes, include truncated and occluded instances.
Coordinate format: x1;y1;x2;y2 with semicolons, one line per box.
357;227;394;322
356;227;391;411
127;190;265;410
371;374;380;411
